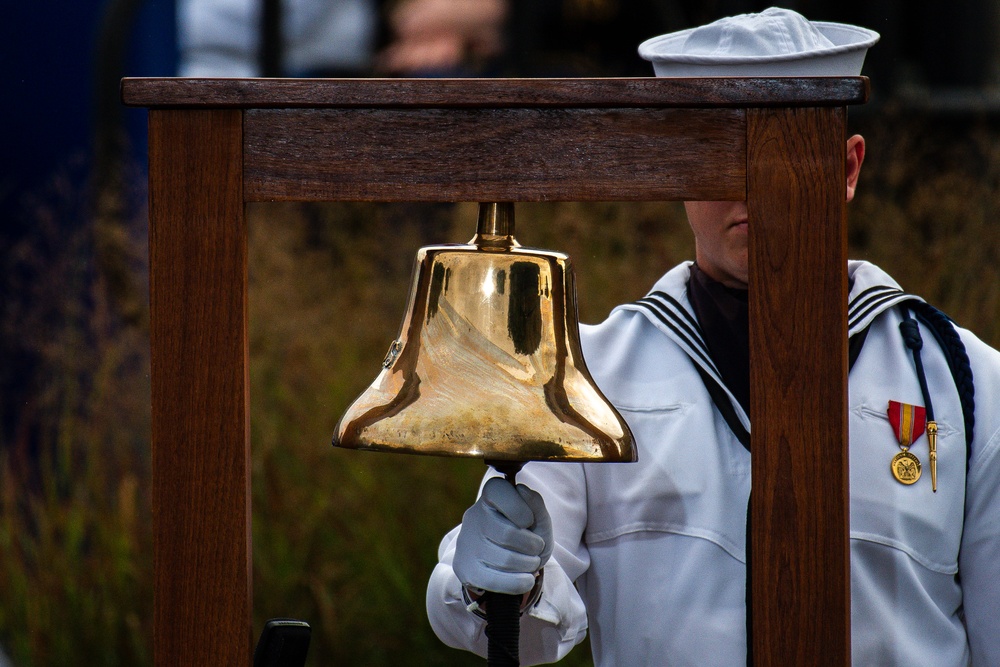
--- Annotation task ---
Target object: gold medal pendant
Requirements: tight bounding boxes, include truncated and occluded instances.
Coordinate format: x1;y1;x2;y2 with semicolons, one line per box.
888;401;926;487
891;449;922;485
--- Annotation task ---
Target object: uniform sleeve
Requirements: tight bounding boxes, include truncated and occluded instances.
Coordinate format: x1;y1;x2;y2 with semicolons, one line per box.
177;0;261;77
426;462;591;665
958;335;1000;665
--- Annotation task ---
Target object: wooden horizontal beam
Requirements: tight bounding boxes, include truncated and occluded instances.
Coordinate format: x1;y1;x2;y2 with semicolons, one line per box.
244;107;746;202
121;77;869;110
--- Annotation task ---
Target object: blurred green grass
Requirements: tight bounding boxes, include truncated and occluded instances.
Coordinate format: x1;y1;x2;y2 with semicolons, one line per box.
2;111;999;665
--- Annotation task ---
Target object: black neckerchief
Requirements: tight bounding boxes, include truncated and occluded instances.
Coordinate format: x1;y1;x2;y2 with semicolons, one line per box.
687;263;750;417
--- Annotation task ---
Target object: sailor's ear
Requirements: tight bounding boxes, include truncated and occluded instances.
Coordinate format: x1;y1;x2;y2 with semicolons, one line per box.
846;134;865;203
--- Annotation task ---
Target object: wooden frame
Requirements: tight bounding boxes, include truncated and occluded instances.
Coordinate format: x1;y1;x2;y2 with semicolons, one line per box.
123;76;868;666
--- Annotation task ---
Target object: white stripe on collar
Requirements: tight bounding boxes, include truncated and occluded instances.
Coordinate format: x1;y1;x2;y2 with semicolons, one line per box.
624;261;919;345
612;260;920;433
615;262;749;430
847;260;923;335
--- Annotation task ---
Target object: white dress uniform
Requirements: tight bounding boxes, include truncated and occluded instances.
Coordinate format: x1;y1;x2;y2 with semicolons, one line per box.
426;260;1000;666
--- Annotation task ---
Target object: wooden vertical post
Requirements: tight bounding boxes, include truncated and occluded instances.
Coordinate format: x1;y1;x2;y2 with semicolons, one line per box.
148;109;252;665
747;106;850;665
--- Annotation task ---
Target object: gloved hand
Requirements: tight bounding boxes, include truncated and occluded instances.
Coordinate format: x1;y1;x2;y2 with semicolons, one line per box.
453;477;554;596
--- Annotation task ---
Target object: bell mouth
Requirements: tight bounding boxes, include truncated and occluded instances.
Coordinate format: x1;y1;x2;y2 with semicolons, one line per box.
332;203;636;464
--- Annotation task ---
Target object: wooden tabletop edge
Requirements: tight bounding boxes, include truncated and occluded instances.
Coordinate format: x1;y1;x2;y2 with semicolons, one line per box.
121;76;870;109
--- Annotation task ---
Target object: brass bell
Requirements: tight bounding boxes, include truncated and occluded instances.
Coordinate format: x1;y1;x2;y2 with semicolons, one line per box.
333;202;636;464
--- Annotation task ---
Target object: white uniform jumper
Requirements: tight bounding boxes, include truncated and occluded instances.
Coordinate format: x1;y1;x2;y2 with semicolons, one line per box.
427;261;1000;666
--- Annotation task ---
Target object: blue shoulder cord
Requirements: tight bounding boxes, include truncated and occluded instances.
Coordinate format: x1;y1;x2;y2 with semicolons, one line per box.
900;301;979;491
906;301;976;454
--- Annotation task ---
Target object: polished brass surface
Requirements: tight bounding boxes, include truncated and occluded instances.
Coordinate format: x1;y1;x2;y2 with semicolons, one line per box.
333;203;636;463
927;421;938;492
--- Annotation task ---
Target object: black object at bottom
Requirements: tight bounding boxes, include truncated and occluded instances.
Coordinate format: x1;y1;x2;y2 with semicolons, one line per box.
484;591;521;666
253;618;311;667
483;460;525;666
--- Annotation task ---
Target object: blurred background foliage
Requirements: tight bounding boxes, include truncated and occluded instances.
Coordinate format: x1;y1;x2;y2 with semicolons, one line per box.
3;108;1000;666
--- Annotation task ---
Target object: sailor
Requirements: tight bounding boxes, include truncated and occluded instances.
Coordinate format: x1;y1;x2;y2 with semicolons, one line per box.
426;8;1000;665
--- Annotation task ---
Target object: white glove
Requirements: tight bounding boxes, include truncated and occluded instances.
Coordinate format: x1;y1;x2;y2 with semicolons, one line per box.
452;477;554;596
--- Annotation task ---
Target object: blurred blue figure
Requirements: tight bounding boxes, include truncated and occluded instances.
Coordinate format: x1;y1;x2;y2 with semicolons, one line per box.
177;0;380;76
175;0;513;78
0;0;176;469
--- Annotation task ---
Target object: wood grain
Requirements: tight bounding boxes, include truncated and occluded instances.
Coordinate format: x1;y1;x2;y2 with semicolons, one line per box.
244;107;746;202
121;76;869;109
148;109;252;666
747;106;850;666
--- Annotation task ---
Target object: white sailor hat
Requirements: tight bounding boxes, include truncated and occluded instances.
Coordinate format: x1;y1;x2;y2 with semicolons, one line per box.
638;7;879;77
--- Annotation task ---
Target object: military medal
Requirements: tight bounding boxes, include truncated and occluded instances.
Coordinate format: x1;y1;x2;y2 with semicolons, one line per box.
888;400;925;485
891;450;921;484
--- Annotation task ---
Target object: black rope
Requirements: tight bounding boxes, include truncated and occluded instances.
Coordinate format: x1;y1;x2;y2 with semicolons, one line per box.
899;309;935;423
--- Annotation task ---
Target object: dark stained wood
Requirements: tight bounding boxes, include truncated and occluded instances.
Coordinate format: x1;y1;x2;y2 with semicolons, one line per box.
244;107;746;202
122;76;868;109
133;77;860;667
149;109;252;666
747;106;850;665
